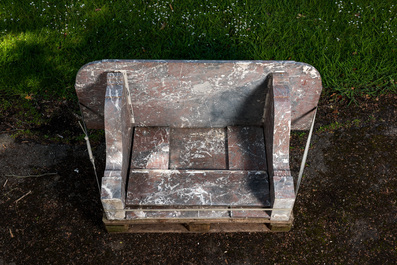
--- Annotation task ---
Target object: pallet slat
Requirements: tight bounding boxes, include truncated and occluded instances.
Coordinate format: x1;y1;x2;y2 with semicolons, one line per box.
103;215;293;233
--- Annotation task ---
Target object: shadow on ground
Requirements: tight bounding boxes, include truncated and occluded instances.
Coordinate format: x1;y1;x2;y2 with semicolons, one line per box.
0;94;396;264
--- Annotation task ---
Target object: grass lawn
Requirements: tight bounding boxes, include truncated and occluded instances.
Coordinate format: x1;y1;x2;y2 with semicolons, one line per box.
1;0;396;103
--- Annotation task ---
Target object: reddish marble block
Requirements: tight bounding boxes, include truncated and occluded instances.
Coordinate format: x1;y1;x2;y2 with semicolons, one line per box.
75;60;321;130
227;126;267;170
170;128;227;170
126;170;270;208
130;127;170;169
125;209;233;220
230;210;270;218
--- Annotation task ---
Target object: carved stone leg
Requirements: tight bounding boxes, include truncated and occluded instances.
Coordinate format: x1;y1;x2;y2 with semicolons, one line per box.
264;72;295;221
271;171;295;221
102;72;133;220
101;171;125;220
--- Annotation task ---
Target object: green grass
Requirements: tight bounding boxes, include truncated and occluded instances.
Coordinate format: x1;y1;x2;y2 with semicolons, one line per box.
1;0;396;102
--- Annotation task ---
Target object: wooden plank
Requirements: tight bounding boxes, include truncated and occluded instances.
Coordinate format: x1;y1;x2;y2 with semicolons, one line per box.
130;127;170;169
227;126;267;170
126;170;270;211
169;128;227;170
104;223;273;233
186;223;211;232
102;215;293;233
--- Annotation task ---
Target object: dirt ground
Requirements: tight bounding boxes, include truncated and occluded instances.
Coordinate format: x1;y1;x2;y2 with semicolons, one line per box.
0;94;396;264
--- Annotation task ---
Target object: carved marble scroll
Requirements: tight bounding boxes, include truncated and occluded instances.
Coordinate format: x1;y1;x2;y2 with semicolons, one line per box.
264;72;296;221
101;72;133;220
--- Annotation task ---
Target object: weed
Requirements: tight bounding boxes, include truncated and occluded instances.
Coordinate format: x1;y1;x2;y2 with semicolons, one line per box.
351;118;361;127
318;121;342;132
318;118;366;132
11;129;33;139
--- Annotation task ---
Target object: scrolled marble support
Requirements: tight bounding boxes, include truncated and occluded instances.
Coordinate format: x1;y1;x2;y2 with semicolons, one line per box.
101;72;133;220
264;72;296;221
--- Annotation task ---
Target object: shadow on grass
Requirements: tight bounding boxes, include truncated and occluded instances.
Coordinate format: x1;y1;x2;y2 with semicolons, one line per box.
1;5;267;224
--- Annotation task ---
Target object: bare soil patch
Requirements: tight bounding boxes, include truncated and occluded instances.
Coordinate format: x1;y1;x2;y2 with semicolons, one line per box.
0;95;396;264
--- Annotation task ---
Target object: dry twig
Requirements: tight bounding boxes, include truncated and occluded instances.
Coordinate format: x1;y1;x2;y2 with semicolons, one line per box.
3;179;8;188
14;190;32;204
6;173;58;179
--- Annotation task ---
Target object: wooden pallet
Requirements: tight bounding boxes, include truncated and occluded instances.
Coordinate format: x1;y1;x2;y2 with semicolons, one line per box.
75;60;322;232
103;214;293;233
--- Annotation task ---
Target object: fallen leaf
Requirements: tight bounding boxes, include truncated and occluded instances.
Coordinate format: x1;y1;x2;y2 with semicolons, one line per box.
25;94;32;100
